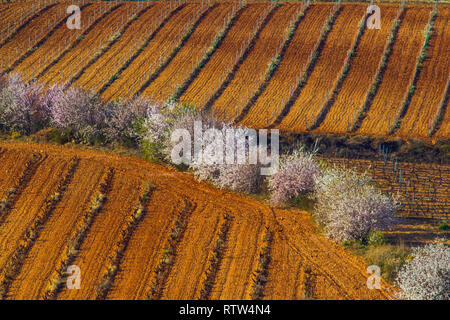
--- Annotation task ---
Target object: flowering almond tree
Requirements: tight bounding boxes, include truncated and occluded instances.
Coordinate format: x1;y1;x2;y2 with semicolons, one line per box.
396;242;449;300
314;168;400;242
268;149;320;206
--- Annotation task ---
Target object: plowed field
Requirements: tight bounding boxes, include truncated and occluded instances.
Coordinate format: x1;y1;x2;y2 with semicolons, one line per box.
0;142;392;300
12;3;102;82
39;3;133;86
1;1;448;143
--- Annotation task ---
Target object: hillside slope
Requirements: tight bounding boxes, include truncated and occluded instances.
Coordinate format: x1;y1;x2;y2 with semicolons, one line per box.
0;142;393;300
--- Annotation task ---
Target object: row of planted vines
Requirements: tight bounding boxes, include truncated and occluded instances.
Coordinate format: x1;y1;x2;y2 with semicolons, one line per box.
209;3;298;121
238;3;333;128
355;6;431;136
178;2;267;108
0;1;448;141
315;5;399;135
39;2;133;86
139;2;235;102
100;2;200;101
71;2;164;92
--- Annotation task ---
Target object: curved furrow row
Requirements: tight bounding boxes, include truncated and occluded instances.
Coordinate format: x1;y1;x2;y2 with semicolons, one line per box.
6;160;105;300
95;181;155;300
434;74;450;139
264;230;307;299
106;184;187;300
205;5;286;121
198;212;233;300
249;226;273;300
271;209;391;300
0;155;66;276
135;3;215;99
0;157;79;299
0;149;34;200
158;201;225;300
68;1;156;91
147;198;197;300
397;7;450;139
209;205;266;299
0;152;45;225
43;167;115;300
0;1;39;38
55;169;142;300
0;1;56;49
316;5;399;135
356;6;431;136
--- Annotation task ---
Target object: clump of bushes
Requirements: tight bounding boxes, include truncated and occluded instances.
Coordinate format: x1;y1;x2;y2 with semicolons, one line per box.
0;74;51;135
313;167;400;242
143;103;265;194
0;74;151;146
395;242;449;300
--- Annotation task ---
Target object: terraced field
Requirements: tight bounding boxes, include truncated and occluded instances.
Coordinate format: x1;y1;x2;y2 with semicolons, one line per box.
0;142;393;300
1;0;448;142
321;157;450;219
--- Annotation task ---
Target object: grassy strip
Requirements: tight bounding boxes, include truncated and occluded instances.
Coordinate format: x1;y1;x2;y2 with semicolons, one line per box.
170;3;246;102
343;239;411;283
0;153;43;225
309;13;368;130
43;168;115;300
0;2;56;49
269;3;342;128
1;3;90;77
135;3;216;97
33;3;121;83
95;181;155;300
98;3;186;95
202;2;280;112
389;8;438;135
64;4;154;90
233;2;309;124
198;212;232;300
0;157;79;300
348;3;405;133
428;75;450;137
249;227;273;300
147;199;195;300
